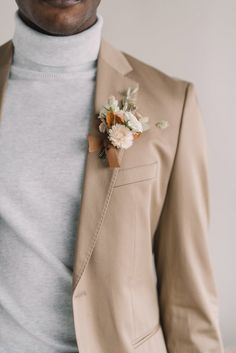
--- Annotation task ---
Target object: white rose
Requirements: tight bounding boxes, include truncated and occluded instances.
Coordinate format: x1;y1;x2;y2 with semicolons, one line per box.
123;111;143;133
108;123;134;149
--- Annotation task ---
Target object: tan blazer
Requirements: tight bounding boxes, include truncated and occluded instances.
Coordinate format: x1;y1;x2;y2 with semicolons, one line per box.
0;38;225;353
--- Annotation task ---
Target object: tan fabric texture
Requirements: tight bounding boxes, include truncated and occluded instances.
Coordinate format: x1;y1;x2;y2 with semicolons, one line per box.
0;38;225;353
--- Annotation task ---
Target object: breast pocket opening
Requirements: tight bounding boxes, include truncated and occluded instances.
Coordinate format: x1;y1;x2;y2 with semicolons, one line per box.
113;160;158;188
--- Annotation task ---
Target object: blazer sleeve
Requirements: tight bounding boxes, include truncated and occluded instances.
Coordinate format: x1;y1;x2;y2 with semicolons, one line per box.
153;82;225;353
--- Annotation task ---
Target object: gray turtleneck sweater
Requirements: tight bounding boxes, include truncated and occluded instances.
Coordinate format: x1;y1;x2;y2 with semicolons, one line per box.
0;10;103;353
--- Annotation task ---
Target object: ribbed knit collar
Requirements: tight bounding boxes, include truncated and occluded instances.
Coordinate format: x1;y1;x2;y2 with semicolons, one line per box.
12;10;103;68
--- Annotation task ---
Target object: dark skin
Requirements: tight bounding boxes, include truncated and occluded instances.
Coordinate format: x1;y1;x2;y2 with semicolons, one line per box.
15;0;101;36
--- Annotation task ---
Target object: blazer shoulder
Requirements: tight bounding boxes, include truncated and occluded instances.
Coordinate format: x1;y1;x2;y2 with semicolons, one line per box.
0;39;13;67
122;50;192;106
0;39;12;48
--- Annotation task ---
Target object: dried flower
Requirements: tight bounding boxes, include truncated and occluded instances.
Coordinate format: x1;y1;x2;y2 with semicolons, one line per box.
156;119;169;129
88;86;151;168
108;123;134;149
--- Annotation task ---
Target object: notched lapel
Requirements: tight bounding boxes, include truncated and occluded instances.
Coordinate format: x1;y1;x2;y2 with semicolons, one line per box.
72;39;139;292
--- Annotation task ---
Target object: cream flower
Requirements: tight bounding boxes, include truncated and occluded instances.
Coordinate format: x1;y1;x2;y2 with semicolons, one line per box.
98;120;107;133
106;96;120;112
134;112;150;131
99;96;120;119
108;123;134;149
123;111;143;133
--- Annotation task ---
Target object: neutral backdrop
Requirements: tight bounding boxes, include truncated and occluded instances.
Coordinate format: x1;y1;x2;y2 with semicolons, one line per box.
0;0;235;349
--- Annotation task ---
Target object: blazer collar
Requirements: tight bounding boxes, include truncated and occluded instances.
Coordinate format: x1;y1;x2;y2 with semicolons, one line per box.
0;37;139;293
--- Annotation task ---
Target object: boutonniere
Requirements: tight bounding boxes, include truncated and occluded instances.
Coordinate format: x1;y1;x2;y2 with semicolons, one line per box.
88;86;150;168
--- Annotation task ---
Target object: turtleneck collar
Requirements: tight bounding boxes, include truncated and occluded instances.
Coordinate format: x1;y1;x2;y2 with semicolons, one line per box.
12;10;103;68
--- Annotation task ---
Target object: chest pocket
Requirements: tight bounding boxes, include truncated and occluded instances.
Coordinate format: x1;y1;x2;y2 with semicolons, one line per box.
113;160;158;188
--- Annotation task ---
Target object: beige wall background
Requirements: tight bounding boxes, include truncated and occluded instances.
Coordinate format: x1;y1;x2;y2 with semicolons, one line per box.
0;0;235;349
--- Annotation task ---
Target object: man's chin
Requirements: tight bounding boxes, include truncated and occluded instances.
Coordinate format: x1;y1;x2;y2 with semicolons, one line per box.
21;1;87;36
40;0;82;10
16;0;98;36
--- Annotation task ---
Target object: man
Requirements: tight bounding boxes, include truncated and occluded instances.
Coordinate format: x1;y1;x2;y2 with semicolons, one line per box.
0;0;225;352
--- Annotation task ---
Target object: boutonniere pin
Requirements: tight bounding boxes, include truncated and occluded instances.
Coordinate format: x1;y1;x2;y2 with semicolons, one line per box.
88;86;150;168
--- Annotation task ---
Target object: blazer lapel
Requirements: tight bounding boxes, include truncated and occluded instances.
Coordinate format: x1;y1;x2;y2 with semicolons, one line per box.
72;38;139;292
0;38;139;294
